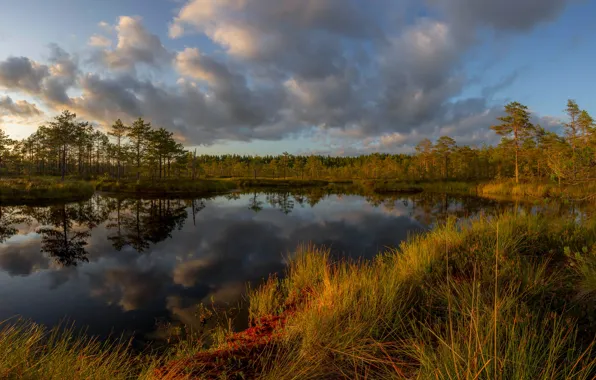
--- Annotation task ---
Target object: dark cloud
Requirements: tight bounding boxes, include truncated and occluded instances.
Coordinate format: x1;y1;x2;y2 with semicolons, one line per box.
0;96;43;118
437;0;572;33
0;57;49;93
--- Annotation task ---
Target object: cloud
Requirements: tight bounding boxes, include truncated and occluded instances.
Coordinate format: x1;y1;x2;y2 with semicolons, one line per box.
0;0;579;150
436;0;572;33
89;266;169;311
0;45;78;108
0;56;49;93
88;34;112;48
0;96;43;118
97;16;172;70
0;240;48;276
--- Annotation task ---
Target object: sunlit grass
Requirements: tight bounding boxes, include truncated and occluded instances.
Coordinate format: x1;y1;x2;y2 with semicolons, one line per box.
243;212;596;378
479;179;596;201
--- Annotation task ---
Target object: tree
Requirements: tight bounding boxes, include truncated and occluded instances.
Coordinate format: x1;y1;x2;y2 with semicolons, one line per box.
47;110;84;181
0;129;14;178
578;110;595;146
491;102;534;183
434;136;456;179
281;152;290;179
305;156;322;179
127;118;153;180
565;99;581;149
109;119;128;180
415;138;433;179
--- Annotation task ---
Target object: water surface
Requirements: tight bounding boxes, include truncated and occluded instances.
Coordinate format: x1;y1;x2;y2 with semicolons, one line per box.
0;190;582;344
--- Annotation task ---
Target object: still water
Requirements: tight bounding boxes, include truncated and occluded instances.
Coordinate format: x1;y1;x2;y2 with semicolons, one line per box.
0;190;581;345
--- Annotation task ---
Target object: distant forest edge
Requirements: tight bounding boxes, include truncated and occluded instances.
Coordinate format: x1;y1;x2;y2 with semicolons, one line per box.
0;100;594;191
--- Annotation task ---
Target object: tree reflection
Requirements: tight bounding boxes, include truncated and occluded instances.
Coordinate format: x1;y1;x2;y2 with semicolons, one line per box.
189;198;206;226
106;198;189;252
106;198;128;251
248;192;263;213
266;192;295;214
37;204;91;267
143;199;187;244
0;206;27;243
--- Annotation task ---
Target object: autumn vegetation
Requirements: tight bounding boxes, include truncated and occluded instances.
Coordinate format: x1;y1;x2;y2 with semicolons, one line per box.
0;99;593;200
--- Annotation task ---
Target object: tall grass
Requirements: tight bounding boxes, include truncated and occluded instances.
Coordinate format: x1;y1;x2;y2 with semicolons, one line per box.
244;212;596;378
0;320;156;379
479;180;596;201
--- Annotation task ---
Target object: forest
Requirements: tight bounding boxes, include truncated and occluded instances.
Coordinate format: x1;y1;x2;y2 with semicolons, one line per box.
0;100;594;186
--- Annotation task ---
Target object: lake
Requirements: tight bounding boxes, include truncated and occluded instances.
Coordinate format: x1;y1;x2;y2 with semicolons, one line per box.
0;190;584;347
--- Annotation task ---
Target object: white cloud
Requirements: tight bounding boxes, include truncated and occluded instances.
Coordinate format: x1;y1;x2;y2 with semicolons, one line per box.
88;34;112;48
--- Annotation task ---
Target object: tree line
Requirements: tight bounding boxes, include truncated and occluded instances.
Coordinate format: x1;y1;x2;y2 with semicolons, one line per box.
0;99;594;184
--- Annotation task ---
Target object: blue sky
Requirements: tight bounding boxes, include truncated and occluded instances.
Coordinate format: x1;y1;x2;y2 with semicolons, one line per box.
0;0;595;155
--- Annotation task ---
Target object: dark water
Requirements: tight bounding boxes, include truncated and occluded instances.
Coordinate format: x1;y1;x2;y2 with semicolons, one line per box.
0;190;584;345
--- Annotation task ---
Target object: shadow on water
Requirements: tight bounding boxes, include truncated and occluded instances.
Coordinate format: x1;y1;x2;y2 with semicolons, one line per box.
0;189;593;347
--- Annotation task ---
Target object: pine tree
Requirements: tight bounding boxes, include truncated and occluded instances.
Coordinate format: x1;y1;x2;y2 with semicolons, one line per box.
491;102;534;184
109;119;128;180
127;118;152;180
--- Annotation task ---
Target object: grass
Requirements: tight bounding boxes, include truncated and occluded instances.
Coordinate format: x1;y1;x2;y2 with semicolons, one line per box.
357;180;479;195
95;178;237;195
478;180;596;201
0;177;95;204
0;320;156;379
234;178;331;188
168;212;596;378
3;212;596;378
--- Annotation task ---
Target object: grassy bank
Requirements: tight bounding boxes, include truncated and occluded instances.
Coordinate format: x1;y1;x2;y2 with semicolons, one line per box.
164;212;596;378
478;180;596;201
96;179;237;196
235;178;331;188
357;180;479;195
0;178;95;204
3;212;596;378
358;179;596;201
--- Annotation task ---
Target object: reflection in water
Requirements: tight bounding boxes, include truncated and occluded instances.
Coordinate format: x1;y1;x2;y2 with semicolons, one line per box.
37;204;91;267
0;191;592;344
0;206;27;243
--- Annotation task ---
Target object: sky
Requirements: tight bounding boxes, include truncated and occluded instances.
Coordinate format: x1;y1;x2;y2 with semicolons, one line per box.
0;0;595;156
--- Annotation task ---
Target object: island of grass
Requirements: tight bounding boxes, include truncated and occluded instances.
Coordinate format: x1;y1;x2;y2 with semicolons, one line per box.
0;177;95;204
95;178;237;196
2;211;596;379
235;178;332;188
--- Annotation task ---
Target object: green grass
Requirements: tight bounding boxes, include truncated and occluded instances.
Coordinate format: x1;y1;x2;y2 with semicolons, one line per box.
3;212;596;379
95;178;237;195
0;177;95;204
